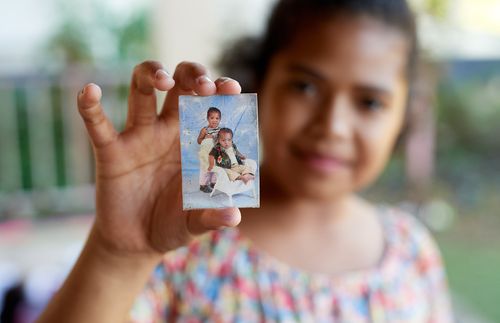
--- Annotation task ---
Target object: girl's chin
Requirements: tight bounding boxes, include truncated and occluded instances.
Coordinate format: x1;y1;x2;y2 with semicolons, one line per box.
262;171;353;202
291;178;352;200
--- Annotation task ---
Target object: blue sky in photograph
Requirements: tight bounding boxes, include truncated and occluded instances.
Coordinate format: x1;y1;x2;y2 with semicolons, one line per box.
179;94;259;170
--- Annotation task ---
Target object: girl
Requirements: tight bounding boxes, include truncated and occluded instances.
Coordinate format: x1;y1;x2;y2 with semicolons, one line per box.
38;0;453;322
197;107;222;193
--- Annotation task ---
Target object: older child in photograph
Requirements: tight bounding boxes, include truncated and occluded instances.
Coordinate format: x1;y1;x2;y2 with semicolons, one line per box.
208;127;255;184
197;107;221;193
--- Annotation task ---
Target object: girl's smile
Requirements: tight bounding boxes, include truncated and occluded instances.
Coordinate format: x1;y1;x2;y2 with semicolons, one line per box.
291;147;352;176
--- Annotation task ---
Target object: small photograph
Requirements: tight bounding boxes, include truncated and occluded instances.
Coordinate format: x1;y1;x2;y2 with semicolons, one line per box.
179;94;260;210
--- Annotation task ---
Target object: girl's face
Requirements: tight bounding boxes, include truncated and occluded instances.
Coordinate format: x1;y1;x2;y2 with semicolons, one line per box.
219;132;233;149
208;112;221;128
260;16;409;200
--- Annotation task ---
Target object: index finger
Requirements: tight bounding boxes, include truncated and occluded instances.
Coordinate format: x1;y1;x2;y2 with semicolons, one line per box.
159;62;216;121
126;61;175;128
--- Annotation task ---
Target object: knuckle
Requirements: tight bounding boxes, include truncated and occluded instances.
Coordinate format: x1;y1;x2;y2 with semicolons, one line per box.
176;61;207;75
134;60;163;74
79;107;105;126
175;61;189;72
133;62;145;74
145;60;163;71
130;114;157;126
193;62;208;75
177;60;193;69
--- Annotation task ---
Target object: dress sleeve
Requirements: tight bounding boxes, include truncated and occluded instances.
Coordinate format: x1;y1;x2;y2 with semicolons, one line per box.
127;248;189;323
127;266;170;323
410;216;454;322
209;147;218;157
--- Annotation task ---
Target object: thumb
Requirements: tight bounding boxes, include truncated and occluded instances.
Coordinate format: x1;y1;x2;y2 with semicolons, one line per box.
186;207;241;235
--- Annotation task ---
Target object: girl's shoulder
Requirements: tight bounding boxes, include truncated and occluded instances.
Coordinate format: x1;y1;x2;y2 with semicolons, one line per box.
378;205;432;244
160;228;241;274
377;204;444;272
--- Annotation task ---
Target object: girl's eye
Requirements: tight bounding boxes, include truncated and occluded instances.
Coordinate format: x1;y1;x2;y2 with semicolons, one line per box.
289;80;317;96
359;97;384;111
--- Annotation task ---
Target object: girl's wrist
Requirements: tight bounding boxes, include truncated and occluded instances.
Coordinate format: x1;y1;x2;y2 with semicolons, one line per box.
37;225;161;323
86;225;163;273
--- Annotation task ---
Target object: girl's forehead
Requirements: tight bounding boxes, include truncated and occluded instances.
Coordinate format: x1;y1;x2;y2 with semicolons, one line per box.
294;15;408;51
274;17;410;91
281;17;409;79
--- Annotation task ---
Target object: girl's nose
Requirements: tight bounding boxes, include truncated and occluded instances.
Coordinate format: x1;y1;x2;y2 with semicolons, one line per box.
312;94;353;140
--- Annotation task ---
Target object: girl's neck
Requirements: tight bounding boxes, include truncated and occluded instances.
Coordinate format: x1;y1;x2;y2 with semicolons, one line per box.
239;168;383;275
242;166;372;232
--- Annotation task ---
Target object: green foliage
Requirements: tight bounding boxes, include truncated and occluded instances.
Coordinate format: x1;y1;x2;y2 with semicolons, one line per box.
434;71;500;208
436;77;500;159
409;0;450;20
423;0;449;19
437;235;500;321
48;22;94;65
115;12;151;62
45;0;152;67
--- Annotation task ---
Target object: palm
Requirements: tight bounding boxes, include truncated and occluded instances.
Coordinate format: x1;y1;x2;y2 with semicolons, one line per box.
93;121;181;253
78;61;241;255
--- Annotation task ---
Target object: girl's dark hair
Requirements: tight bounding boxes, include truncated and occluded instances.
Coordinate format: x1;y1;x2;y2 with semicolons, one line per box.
207;107;221;118
218;0;418;92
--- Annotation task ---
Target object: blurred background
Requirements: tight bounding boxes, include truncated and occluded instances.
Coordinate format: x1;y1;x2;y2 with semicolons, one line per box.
0;0;499;322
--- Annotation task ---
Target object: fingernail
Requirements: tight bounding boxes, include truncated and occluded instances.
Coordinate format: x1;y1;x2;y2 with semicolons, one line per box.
155;69;169;80
197;75;212;85
218;77;232;84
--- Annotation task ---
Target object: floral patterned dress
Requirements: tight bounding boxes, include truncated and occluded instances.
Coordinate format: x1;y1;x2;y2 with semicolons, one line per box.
129;207;453;322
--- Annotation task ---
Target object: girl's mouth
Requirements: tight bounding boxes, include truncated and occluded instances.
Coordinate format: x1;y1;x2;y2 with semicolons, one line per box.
291;146;351;175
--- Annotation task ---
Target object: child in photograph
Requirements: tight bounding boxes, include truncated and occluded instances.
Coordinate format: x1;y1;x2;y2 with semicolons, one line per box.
208;128;255;184
197;107;221;193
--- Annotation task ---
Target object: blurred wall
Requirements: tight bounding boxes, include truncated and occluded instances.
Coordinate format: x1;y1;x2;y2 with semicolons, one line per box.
151;0;277;73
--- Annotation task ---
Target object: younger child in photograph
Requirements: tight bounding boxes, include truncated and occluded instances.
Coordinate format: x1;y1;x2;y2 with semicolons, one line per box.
208;128;255;184
197;107;221;193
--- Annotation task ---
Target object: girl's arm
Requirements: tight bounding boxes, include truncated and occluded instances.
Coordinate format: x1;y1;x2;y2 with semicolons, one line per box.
36;61;242;323
235;147;246;159
197;127;207;144
37;228;161;323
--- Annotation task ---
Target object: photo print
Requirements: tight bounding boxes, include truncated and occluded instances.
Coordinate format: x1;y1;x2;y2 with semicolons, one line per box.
179;94;260;210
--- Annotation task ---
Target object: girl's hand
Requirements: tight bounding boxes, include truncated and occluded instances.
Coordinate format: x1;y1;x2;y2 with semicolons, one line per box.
77;61;242;258
197;127;208;145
